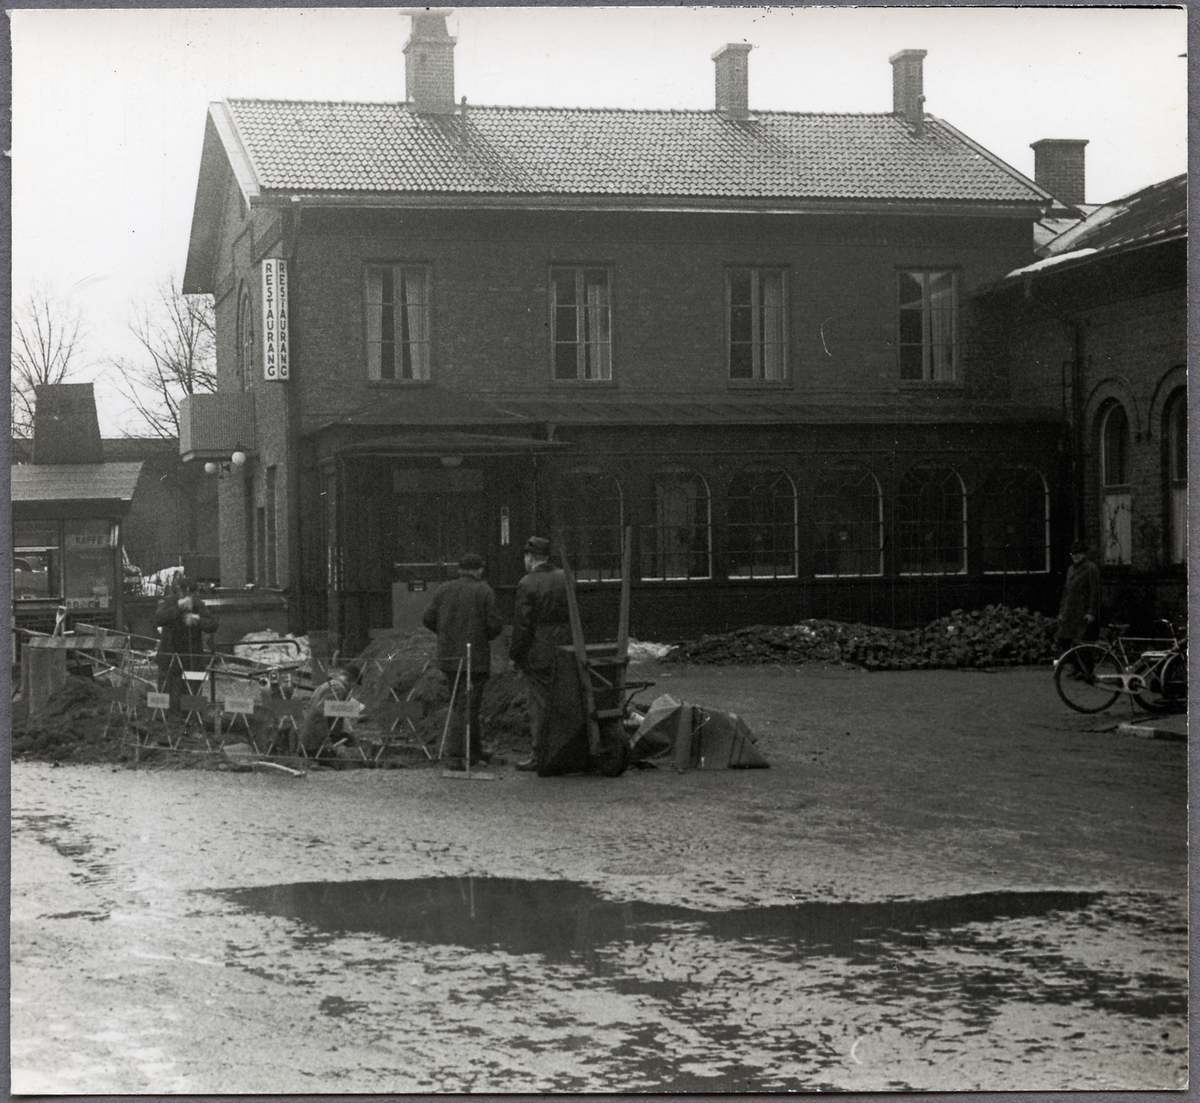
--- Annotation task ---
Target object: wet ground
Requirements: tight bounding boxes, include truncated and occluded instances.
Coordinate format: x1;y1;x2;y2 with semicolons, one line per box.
10;663;1188;1092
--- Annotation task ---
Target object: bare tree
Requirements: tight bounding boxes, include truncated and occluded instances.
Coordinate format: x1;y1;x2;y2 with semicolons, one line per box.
109;276;217;439
11;284;86;437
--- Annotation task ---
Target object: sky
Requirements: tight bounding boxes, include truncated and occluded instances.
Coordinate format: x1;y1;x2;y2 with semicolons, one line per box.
10;5;1188;435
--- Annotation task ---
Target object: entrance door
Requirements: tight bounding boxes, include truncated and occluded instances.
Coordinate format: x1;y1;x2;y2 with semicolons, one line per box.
391;468;485;631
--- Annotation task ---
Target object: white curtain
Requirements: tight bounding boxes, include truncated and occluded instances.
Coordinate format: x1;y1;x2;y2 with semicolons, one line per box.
927;271;955;382
583;273;611;380
399;268;430;380
758;272;784;381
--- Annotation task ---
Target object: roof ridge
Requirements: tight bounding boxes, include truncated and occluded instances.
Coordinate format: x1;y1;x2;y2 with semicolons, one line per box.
226;97;901;119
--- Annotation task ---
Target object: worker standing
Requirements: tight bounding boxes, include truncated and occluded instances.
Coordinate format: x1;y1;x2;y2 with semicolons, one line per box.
422;552;504;768
154;574;217;706
509;536;572;772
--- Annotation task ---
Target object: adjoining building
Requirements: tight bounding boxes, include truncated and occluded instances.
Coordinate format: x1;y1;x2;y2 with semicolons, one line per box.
11;385;144;633
182;12;1082;652
978;171;1187;628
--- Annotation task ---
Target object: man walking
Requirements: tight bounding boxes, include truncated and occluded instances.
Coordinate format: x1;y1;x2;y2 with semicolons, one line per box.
509;536;572;772
1056;538;1101;650
422;552;503;767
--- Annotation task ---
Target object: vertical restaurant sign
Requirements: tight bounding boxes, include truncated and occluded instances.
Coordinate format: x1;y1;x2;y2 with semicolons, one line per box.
262;258;290;381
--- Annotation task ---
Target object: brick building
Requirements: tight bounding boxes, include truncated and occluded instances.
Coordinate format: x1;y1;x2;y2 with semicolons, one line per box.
181;12;1077;652
978;172;1187;629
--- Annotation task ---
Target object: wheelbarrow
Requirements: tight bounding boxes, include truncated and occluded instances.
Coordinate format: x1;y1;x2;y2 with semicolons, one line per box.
538;529;653;778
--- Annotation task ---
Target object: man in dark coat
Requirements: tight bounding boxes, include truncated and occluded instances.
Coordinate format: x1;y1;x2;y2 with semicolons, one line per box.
422;552;503;766
1056;539;1101;649
509;536;572;771
155;575;218;706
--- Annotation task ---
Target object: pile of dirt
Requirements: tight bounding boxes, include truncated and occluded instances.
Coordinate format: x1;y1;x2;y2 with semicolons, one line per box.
664;605;1059;671
12;676;135;765
399;668;532;758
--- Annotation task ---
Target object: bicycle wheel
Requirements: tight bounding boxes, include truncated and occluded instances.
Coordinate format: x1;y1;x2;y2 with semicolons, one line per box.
1055;644;1123;713
1160;651;1187;705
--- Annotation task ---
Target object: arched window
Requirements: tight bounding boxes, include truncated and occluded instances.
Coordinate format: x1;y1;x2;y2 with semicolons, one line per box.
237;286;254;390
981;466;1050;574
1100;403;1131;565
727;467;797;579
641;468;711;581
1165;390;1187;565
812;462;883;577
551;468;623;581
895;463;967;575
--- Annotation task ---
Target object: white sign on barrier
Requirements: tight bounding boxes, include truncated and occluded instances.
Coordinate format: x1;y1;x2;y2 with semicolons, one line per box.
323;699;363;720
224;696;257;715
146;692;170;710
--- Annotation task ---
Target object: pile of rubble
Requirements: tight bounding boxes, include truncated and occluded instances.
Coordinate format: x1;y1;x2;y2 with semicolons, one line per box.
12;676;137;765
664;605;1059;671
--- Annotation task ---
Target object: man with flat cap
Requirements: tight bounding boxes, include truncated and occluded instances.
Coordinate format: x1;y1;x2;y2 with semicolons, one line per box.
509;536;572;771
423;552;503;767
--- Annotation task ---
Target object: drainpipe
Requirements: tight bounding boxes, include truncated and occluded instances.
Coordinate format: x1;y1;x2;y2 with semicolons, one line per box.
1023;274;1086;540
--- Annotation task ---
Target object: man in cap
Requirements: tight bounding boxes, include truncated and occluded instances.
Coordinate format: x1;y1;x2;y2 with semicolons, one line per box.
422;552;504;767
154;573;218;706
1056;538;1101;651
509;536;572;771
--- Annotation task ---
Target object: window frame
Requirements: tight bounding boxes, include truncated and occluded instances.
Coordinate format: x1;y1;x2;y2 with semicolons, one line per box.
639;467;713;582
726;466;799;580
1100;403;1132;566
897;268;959;384
364;262;433;384
812;463;884;579
236;284;254;391
13;520;63;602
549;265;614;384
550;467;625;582
980;465;1051;576
895;463;968;577
725;266;789;384
1165;389;1187;566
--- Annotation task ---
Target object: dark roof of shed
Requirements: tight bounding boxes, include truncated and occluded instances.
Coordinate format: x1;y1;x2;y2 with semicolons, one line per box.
310;391;1059;434
1040;173;1186;257
219;99;1049;205
10;462;144;505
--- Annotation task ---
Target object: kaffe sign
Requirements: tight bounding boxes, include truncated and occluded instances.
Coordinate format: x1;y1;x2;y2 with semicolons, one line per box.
262;258;290;381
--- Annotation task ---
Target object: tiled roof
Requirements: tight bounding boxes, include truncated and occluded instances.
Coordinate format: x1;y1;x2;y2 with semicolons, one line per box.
223;100;1046;204
1041;173;1186;256
10;463;144;505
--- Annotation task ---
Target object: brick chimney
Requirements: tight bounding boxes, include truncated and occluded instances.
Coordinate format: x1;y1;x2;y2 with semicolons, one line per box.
1030;139;1088;206
889;49;927;134
713;43;752;119
403;8;456;114
32;383;104;465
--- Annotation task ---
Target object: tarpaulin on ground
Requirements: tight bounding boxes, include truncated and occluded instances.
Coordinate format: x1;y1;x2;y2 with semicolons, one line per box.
630;694;769;770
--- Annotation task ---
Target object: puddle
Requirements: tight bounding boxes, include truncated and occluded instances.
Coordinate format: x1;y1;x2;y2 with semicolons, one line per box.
220;876;1101;962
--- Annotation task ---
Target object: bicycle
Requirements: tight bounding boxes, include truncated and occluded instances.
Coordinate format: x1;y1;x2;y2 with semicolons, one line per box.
1054;620;1188;714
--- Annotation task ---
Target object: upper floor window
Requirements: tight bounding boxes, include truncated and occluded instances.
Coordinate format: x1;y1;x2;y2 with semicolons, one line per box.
552;267;611;382
899;270;957;382
640;467;712;581
551;468;623;581
236;286;254;390
727;466;798;579
981;465;1050;574
1165;389;1187;565
1100;403;1131;565
813;463;883;578
728;268;786;381
896;463;967;575
366;265;430;382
